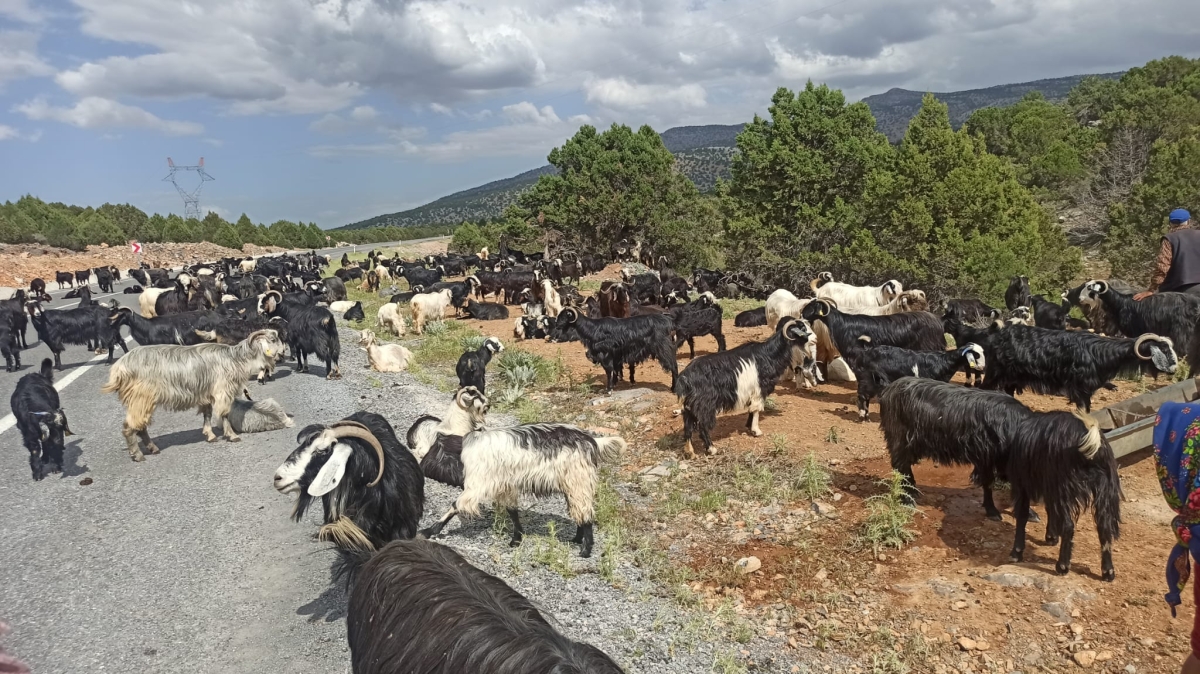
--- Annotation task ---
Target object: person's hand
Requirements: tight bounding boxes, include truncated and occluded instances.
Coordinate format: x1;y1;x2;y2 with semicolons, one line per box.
1134;291;1153;301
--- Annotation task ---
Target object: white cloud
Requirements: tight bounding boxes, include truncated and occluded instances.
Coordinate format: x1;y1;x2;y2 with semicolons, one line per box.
0;0;42;23
0;31;53;85
501;101;560;125
350;105;378;122
584;78;707;110
202;138;224;146
14;96;203;135
0;124;18;140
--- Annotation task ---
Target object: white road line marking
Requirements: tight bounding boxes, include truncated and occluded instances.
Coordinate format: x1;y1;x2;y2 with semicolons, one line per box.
0;336;135;435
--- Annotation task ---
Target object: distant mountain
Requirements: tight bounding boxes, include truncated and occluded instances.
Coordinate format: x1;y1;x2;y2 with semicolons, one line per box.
338;73;1126;230
862;72;1124;142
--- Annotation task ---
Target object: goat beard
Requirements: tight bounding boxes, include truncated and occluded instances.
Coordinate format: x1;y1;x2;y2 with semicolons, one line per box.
318;516;374;552
1151;348;1174;373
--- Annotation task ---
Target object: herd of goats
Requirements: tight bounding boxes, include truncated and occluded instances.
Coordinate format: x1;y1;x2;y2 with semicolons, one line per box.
3;238;1195;672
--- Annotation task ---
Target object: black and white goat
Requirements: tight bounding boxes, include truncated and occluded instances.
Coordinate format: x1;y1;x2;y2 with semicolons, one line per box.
343;539;624;674
455;337;504;394
410;387;625;558
1078;279;1200;354
851;337;984;421
550;307;677;393
984;324;1177;411
274;412;424;552
263;292;341;379
673;318;812;458
27;301;127;369
880;378;1120;580
11;358;73;480
801;298;944;364
942;309;995;386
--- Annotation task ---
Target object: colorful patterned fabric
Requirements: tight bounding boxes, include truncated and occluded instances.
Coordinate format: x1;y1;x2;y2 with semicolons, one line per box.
1153;402;1200;616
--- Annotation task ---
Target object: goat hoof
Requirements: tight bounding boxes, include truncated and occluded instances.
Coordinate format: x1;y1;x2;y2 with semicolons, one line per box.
1055;563;1070;576
1027;510;1042;523
1008;552;1023;563
227;435;242;443
146;444;161;455
579;547;593;558
508;537;523;548
1045;536;1059;546
130;452;145;463
1102;568;1115;582
986;512;1002;522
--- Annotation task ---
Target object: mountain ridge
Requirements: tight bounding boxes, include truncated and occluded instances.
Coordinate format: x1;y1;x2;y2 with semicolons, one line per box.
336;71;1124;231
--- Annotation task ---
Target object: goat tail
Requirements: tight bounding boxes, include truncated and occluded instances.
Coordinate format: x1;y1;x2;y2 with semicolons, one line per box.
39;358;54;382
100;361;130;395
1073;409;1102;460
194;329;218;343
1093;442;1123;544
595;436;626;462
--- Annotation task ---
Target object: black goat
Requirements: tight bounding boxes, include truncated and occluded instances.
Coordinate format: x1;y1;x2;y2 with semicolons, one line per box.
984;324;1177;410
515;315;547;341
322;276;348;302
27;302;127;369
94;267;115;293
1079;280;1200;355
11;358;73;480
674;318;811;457
123;285;144;294
342;539;623;674
403;266;442;290
0;314;20;371
621;271;661;305
28;278;50;302
550;307;677;393
802;299;944;363
55;271;74;289
264;293;341;379
943;299;1000;326
455;337;504;393
1005;275;1031;311
73;269;91;287
110;307;215;346
851;337;985;420
388;286;425;304
0;289;29;348
335;266;365;282
1031;294;1068;330
880;377;1120;579
343;302;365;322
734;306;767;327
463;299;509;320
154;282;197;316
668;293;726;358
274;412;424;552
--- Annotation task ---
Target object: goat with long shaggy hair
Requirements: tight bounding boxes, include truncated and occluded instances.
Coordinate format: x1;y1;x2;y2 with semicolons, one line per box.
274;412;424;552
12;358;73;480
342;539;623;674
983;323;1177;411
101;330;285;461
27;301;127;369
811;272;902;310
549;307;677;393
674;318;812;458
802;298;944;366
411;387;625;557
851;338;985;421
880;378;1120;579
1078;279;1200;353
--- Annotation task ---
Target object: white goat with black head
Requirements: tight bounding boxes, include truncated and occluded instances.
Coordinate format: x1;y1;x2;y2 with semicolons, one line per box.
409;387;625;557
274;412;424;552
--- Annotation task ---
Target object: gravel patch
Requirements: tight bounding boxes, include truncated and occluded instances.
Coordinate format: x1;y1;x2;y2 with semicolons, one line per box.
336;326;812;673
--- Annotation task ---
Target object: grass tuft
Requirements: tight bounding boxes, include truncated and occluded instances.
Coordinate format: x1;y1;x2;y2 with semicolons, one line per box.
794;452;833;501
528;521;576;578
859;471;920;552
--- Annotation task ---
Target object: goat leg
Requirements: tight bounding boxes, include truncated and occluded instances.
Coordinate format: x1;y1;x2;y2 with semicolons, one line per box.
981;483;1002;521
200;405;218;442
1008;492;1031;563
576;522;594;558
421;507;458;539
747;411;763;437
628;363;636;383
507;508;523;547
1052;510;1075;575
681;411;696;459
123;424;146;462
222;416;241;443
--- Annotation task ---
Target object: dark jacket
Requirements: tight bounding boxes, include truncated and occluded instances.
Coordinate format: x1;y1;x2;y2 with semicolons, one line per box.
1161;228;1200;291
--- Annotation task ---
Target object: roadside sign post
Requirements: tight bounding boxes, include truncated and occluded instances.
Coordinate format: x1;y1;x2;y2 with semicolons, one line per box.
130;240;142;268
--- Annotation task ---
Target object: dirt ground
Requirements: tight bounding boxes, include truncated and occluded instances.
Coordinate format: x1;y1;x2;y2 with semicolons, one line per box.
448;264;1190;674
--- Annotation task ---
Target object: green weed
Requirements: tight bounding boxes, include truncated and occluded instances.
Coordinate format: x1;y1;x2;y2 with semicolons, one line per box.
794;452;833;501
859;471;920;552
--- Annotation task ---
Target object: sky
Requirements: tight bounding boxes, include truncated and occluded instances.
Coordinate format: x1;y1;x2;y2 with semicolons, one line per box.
1;0;1198;229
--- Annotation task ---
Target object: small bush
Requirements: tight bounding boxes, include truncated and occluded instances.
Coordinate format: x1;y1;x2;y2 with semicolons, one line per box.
860;472;920;552
496;349;561;388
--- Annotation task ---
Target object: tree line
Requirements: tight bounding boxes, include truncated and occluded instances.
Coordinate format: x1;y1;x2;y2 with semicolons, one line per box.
452;55;1200;305
0;197;451;253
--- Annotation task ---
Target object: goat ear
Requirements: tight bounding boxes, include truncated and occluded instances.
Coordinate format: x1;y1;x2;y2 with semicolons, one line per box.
308;443;353;497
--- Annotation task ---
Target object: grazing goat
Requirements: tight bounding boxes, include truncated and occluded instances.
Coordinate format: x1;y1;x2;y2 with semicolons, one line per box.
812;272;902;310
27;302;127;369
765;289;810;329
1005;275;1031;311
275;412;424;551
668;292;726;358
674;318;812;457
413;387;625;557
226;397;293;434
376;302;407;337
851;337;985;421
343;539;624;674
11;358;73;480
101;330;285;460
411;288;454;335
1078;280;1200;354
735;306;767;327
358;330;413;373
984;324;1177;411
880;378;1120;579
455;337;503;393
462;299;510;320
550;307;677;393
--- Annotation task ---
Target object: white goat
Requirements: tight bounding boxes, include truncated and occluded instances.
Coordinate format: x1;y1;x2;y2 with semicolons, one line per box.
227;397;293;434
765;289;811;329
376;302;407;336
541;279;563;318
358;329;413;373
101;330;286;461
239;259;257;273
411;288;454;335
841;290;928;316
811;272;902;311
413;387;625;558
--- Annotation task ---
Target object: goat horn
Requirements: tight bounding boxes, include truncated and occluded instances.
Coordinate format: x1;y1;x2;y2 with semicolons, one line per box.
329;421;386;487
1133;333;1161;360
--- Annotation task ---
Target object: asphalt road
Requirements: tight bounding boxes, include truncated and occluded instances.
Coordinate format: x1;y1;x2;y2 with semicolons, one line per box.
0;238;445;673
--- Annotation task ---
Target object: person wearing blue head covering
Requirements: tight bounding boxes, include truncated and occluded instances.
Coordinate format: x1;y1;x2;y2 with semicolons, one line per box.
1136;209;1200;301
1154;401;1200;674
